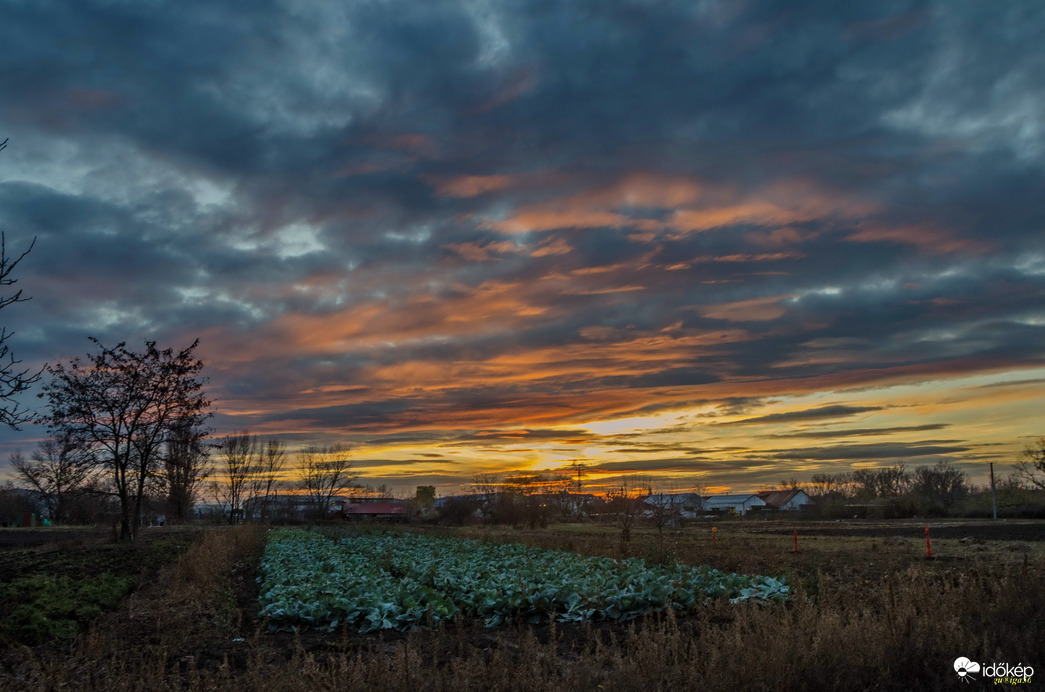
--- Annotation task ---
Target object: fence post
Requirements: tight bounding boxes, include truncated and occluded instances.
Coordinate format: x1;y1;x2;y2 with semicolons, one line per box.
924;526;933;558
793;528;799;553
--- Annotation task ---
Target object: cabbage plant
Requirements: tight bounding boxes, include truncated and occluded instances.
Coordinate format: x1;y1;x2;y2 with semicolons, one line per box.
258;529;788;633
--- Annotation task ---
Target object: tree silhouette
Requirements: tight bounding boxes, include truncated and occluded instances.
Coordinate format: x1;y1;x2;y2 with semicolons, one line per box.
40;339;210;540
0;138;41;429
298;443;357;519
9;435;97;522
1015;438;1045;490
164;416;211;523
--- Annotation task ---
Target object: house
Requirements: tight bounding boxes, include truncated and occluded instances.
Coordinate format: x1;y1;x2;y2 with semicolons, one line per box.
676;493;706;519
342;501;408;521
258;494;330;521
756;489;813;511
560;493;600;517
642;493;705;520
703;494;767;516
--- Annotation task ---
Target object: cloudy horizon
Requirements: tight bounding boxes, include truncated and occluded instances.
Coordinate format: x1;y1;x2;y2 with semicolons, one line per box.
1;1;1043;496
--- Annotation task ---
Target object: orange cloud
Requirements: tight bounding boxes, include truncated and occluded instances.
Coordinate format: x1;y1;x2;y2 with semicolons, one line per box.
847;222;991;255
443;239;520;260
699;294;795;322
669;180;874;234
483;209;630;233
745;226;816;247
530;237;573;257
430;174;515;198
230;278;572;369
476;172;705;233
479;173;875;237
366;132;438;156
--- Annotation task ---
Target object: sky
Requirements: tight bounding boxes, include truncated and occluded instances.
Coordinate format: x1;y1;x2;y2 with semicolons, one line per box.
0;0;1043;497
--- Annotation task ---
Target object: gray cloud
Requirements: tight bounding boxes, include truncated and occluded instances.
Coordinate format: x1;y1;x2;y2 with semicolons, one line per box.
589;458;722;474
766;442;970;461
727;405;883;425
768;423;951;439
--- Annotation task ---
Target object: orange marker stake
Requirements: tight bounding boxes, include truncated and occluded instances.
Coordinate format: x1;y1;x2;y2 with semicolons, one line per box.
793;529;799;553
712;526;718;548
924;526;933;558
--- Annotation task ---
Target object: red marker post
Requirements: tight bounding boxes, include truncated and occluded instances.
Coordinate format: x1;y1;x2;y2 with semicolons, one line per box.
793;529;799;553
924;526;933;558
712;526;718;548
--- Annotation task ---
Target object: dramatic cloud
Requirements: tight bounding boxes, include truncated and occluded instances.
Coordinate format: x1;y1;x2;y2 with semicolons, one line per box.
1;1;1043;494
766;442;971;461
725;405;883;425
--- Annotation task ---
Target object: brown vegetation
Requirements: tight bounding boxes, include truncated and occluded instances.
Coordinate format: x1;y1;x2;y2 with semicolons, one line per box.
1;520;1043;690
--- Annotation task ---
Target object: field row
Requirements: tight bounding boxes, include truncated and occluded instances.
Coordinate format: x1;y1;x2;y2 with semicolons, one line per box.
257;529;788;632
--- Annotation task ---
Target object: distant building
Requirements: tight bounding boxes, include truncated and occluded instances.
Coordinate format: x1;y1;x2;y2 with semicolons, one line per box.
643;493;706;519
560;493;600;517
703;494;767;516
756;489;813;511
342;501;408;521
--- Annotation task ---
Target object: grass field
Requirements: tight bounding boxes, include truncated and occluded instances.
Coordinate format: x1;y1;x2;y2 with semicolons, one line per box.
0;519;1042;690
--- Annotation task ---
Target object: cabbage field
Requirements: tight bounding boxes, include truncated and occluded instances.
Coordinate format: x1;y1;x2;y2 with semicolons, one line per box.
257;529;789;633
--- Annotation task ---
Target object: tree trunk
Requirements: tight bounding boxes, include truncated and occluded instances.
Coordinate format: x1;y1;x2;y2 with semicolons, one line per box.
119;494;133;541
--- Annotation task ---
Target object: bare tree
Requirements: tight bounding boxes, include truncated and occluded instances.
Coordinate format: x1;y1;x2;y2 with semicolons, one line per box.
250;437;287;522
689;479;709;515
0;138;41;429
846;466;910;503
912;460;968;514
0;229;40;430
213;431;258;523
298;443;357;520
163;418;210;523
502;471;552;527
1015;438;1045;491
9;436;96;522
808;472;856;501
40;338;210;540
468;472;501;523
0;479;40;520
647;485;682;534
605;477;651;557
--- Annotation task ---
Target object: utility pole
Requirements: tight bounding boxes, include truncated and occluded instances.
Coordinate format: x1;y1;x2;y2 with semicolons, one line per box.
990;462;998;520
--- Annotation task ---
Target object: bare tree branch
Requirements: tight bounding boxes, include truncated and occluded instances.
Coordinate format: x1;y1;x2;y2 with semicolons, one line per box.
39;339;211;539
298;443;357;519
0;231;41;429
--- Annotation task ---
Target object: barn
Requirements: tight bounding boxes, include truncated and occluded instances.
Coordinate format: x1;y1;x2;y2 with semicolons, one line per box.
703;494;767;516
756;489;813;511
342;501;408;521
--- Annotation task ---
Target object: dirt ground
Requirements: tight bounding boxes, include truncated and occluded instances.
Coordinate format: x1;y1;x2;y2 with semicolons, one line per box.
0;527;109;550
739;517;1045;541
0;526;198;583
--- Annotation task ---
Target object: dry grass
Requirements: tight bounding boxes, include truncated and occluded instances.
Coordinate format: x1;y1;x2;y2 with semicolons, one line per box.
1;521;1042;691
0;524;265;691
